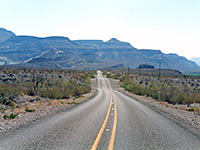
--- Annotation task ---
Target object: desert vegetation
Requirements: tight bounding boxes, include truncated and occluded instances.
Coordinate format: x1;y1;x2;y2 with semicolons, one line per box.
0;66;96;111
105;71;200;105
3;113;18;119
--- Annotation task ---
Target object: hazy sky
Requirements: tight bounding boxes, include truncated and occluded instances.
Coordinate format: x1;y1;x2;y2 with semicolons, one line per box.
0;0;200;59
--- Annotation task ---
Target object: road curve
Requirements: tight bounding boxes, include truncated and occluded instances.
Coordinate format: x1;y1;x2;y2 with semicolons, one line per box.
0;71;200;150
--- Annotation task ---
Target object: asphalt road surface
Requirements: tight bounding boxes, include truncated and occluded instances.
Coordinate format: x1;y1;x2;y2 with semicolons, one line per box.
0;71;200;150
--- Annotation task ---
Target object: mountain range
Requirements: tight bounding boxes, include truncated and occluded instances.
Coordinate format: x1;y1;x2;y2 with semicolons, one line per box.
190;57;200;66
0;27;199;73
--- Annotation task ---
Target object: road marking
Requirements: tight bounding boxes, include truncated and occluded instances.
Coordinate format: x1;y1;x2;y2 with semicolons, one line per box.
91;78;118;150
108;95;117;150
91;91;112;150
106;129;110;132
102;78;107;90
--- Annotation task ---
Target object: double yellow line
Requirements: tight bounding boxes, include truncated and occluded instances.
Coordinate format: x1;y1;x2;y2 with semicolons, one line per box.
108;95;117;150
91;79;117;150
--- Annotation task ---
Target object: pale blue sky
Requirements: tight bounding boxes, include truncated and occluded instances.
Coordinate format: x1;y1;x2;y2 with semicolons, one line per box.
0;0;200;59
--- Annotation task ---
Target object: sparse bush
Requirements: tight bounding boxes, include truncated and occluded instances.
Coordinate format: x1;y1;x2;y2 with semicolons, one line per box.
68;101;80;104
122;78;145;96
0;67;92;106
121;76;200;105
0;107;7;113
107;73;121;79
3;113;18;119
188;107;195;111
60;101;64;104
71;101;76;104
85;72;96;78
25;107;35;112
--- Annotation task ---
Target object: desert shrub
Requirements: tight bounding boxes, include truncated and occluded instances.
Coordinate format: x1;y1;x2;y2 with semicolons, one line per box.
27;88;35;96
60;101;64;104
145;83;159;99
122;78;145;96
171;94;185;105
0;107;7;113
107;73;121;79
120;76;127;82
0;68;93;104
84;72;96;78
0;83;21;98
40;88;64;99
188;107;195;111
3;113;18;119
69;101;79;104
25;107;35;112
121;77;200;105
0;84;18;107
48;78;63;88
37;78;91;99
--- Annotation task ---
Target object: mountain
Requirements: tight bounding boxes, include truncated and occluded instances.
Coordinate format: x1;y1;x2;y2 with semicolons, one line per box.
0;28;15;43
0;36;80;63
0;28;199;73
25;49;82;69
190;57;200;66
0;55;15;65
138;50;199;72
73;38;133;49
25;49;118;69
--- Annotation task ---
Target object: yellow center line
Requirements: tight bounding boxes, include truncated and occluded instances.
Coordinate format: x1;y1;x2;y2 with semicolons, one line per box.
91;78;118;150
103;78;107;90
91;79;112;150
108;94;117;150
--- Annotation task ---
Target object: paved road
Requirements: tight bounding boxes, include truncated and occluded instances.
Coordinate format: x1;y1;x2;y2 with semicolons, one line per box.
0;71;200;150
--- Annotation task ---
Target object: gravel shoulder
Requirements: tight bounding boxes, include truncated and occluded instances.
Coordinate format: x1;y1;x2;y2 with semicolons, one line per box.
109;78;200;132
0;78;97;135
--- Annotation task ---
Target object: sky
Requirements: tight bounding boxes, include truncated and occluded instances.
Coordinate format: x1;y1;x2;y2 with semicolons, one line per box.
0;0;200;59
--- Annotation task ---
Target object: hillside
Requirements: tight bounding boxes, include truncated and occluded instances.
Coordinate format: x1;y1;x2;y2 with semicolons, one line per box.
0;28;15;43
0;28;199;73
191;57;200;66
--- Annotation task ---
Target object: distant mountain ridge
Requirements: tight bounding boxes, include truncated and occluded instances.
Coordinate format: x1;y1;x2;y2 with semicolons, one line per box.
0;27;199;73
73;38;133;49
191;57;200;66
0;28;15;43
